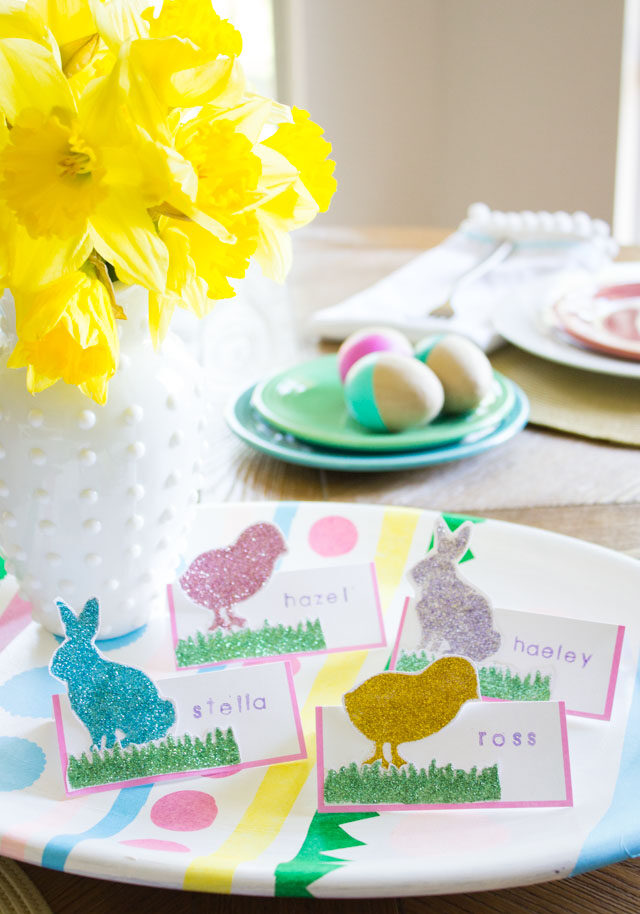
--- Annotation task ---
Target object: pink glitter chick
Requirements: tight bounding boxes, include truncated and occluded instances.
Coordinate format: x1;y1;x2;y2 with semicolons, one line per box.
179;523;287;631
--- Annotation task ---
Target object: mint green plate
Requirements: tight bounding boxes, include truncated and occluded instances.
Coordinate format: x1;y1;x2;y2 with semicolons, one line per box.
250;355;516;453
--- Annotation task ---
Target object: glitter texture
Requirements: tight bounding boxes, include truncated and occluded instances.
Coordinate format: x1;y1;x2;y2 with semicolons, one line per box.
324;760;501;806
343;657;479;768
176;618;327;667
410;517;501;662
50;597;175;750
396;650;552;700
66;729;240;789
179;522;287;631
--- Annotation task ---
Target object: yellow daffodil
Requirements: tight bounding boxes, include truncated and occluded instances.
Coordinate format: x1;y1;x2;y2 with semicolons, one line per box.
262;107;337;213
148;223;208;346
142;0;241;58
0;3;73;121
2;107;106;238
26;0;149;59
247;108;336;281
0;101;170;291
8;268;119;403
153;115;261;323
0;1;336;402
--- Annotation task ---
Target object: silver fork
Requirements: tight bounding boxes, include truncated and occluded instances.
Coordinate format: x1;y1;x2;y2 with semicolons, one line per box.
429;238;515;317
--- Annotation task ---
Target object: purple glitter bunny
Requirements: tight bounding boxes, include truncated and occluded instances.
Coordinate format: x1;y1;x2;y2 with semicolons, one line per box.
409;518;501;662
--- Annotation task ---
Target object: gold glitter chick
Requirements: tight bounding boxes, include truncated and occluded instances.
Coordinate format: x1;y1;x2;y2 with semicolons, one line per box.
344;657;479;768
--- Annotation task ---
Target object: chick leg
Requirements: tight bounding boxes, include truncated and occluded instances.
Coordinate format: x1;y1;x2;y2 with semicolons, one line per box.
208;608;230;631
363;743;385;767
225;607;247;629
389;744;407;768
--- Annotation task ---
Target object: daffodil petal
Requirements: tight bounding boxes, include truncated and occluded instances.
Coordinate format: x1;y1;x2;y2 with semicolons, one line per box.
148;290;175;348
0;36;73;121
10;269;118;403
263;106;337;213
129;36;242;109
89;0;149;51
169;55;240;108
90;188;169;292
11;226;92;289
14;270;86;337
254;214;291;283
25;0;95;48
143;0;242;58
197;96;273;144
81;43;170;146
1;2;56;50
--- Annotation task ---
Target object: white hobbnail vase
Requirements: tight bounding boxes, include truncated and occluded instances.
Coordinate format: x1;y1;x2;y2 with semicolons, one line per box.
0;284;206;638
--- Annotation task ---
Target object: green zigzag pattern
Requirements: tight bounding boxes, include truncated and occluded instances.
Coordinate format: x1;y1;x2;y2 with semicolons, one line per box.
274;811;378;897
275;514;486;895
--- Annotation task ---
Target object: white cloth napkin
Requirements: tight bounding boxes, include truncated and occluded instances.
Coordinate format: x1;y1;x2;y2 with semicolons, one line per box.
309;204;619;352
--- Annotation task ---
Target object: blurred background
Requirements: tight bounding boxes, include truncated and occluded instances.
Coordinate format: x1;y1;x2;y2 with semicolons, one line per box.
216;0;639;241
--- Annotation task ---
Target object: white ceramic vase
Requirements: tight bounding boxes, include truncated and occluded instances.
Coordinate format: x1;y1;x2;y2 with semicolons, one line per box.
0;285;206;638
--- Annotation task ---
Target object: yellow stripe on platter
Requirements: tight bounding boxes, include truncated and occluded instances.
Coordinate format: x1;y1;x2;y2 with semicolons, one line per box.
183;506;421;893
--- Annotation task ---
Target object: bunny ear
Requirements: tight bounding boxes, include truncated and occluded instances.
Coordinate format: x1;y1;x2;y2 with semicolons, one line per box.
453;522;472;557
56;599;77;635
77;597;100;638
434;517;454;552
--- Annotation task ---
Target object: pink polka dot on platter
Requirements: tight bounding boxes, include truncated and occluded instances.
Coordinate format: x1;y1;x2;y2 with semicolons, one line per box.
308;515;358;557
150;790;217;831
120;838;191;853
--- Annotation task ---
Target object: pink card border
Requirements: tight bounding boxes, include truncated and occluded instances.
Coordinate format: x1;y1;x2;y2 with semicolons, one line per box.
52;658;307;798
316;703;573;813
168;561;386;672
389;596;625;721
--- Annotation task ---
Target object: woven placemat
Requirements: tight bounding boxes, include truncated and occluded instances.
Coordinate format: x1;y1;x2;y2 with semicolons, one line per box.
490;344;640;447
0;859;52;914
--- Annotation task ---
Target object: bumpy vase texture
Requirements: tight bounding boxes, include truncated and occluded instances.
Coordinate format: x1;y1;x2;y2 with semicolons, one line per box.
0;285;206;637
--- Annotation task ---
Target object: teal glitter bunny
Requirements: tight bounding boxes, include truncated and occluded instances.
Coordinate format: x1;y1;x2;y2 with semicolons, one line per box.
51;597;176;750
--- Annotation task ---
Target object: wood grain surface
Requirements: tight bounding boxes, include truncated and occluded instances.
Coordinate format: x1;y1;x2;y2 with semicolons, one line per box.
10;225;640;912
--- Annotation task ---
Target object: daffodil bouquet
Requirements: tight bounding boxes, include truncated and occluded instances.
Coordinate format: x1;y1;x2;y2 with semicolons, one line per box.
0;0;336;403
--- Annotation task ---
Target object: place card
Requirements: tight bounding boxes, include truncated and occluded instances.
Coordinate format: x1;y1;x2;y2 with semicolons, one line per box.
317;664;572;811
52;631;306;796
391;598;624;719
169;558;385;670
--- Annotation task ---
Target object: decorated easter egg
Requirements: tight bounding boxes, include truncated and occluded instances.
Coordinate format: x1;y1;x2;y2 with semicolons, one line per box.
337;326;413;383
344;352;444;432
415;334;493;413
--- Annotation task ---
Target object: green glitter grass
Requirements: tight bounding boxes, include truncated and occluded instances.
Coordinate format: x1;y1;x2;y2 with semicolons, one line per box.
67;728;240;789
396;650;551;701
175;618;327;667
324;760;501;806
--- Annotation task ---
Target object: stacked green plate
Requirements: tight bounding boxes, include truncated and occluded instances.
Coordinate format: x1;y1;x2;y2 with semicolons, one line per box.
226;355;528;472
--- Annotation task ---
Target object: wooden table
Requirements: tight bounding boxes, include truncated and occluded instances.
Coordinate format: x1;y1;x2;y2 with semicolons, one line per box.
15;226;640;912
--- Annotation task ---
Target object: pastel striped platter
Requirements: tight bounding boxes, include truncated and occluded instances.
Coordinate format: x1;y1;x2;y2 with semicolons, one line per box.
0;502;639;897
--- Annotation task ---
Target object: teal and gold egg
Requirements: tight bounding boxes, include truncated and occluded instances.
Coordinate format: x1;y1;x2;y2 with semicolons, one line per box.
344;352;444;432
